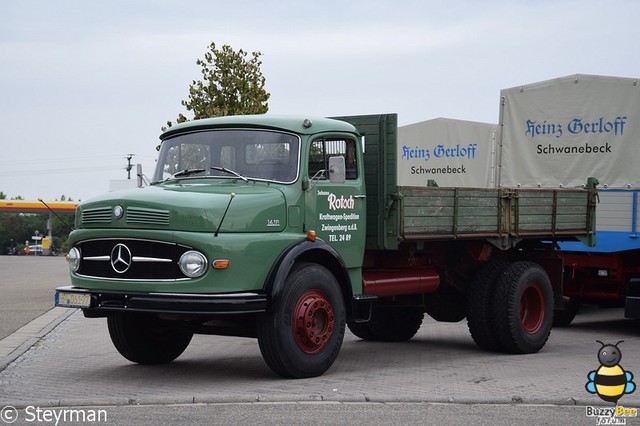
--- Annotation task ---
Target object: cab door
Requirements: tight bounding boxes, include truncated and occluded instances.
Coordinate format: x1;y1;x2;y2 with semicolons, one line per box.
304;135;366;268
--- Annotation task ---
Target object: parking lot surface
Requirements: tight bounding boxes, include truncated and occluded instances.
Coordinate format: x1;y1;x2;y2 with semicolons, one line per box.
0;256;639;420
1;303;639;409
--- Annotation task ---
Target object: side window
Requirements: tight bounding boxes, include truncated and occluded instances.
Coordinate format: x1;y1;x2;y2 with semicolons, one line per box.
308;138;358;180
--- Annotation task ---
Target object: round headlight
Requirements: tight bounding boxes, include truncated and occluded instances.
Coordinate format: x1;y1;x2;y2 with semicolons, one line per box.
178;251;207;278
68;247;81;273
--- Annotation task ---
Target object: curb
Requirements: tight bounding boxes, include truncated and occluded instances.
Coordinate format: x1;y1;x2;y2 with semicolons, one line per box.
1;394;593;410
0;307;77;371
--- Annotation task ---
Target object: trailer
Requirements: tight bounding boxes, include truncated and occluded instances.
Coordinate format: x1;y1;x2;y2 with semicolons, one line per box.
498;74;640;324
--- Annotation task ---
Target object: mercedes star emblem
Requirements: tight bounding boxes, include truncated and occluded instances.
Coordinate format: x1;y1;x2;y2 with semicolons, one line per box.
110;243;132;273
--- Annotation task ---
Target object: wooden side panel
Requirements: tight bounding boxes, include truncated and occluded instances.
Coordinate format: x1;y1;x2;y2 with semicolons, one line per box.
399;186;591;241
515;190;589;233
401;187;500;237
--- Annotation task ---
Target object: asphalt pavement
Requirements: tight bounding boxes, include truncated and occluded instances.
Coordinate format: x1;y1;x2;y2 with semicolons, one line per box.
0;256;639;425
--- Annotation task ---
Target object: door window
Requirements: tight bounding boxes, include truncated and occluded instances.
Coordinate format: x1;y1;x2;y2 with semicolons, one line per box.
309;138;358;180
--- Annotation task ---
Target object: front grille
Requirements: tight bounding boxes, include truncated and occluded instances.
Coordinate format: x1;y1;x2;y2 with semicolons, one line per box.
82;207;112;224
126;207;170;226
76;239;192;280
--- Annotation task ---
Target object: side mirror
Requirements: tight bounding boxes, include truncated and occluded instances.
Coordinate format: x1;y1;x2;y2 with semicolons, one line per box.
328;156;346;184
136;164;143;188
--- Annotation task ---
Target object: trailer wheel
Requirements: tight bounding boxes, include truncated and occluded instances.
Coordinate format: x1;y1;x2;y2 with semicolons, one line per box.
365;305;424;342
466;260;508;351
492;261;553;354
107;312;193;364
257;262;345;378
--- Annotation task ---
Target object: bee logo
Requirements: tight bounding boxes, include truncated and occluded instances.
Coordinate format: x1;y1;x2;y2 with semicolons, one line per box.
586;340;636;404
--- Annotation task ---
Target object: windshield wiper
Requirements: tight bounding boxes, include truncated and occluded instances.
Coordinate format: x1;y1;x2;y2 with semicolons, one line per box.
151;168;207;185
171;168;206;179
211;166;249;183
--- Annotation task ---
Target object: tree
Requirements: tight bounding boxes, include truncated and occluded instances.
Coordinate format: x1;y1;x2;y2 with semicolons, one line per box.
166;42;270;129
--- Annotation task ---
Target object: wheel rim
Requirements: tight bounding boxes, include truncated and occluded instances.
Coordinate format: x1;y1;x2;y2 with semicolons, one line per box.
293;290;334;354
520;283;545;334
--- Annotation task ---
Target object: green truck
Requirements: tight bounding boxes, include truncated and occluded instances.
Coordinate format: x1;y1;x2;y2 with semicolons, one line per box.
55;114;597;378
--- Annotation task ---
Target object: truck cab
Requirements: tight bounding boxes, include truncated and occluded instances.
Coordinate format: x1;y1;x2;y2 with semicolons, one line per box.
56;115;368;378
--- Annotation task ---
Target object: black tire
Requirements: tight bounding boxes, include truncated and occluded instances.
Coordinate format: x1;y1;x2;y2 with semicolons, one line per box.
553;297;580;327
347;319;378;340
466;260;508;351
492;261;554;354
107;312;193;364
425;294;466;323
257;263;346;378
365;305;424;342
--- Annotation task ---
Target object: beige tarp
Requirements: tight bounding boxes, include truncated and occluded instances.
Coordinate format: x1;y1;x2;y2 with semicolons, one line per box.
499;74;640;189
397;118;497;188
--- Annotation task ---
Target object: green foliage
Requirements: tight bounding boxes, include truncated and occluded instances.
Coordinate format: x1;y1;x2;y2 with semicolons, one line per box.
166;42;270;129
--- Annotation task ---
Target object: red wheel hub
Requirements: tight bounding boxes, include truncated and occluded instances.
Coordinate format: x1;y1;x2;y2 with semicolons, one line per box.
520;283;545;334
292;290;334;354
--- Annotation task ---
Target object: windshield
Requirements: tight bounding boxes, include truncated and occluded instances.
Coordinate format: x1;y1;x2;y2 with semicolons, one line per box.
153;129;300;184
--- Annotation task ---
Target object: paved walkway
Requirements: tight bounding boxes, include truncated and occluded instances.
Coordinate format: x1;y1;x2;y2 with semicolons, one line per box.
1;305;639;409
0;256;70;340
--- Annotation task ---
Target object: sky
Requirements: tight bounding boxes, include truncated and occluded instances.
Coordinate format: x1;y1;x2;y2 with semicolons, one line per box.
1;0;639;201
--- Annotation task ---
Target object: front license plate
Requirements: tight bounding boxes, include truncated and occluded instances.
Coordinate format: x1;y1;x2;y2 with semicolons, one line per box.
55;291;91;308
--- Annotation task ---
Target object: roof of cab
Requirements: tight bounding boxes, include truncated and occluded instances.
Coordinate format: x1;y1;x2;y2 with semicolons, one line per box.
160;114;358;140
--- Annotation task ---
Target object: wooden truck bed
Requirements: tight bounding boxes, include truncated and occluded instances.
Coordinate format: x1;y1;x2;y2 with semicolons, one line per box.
400;186;594;244
335;113;596;250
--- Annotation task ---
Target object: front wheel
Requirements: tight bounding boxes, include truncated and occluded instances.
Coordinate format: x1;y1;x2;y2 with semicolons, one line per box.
492;261;554;354
257;263;346;378
107;312;193;364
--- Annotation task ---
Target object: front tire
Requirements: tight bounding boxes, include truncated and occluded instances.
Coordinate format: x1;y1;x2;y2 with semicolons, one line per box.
492;261;554;354
257;263;346;378
107;312;193;364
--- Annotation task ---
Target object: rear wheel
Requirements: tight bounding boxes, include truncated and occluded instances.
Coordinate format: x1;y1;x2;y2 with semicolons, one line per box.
347;319;377;340
466;260;508;351
553;297;580;327
107;312;193;364
362;305;424;342
492;261;554;354
425;293;466;323
257;263;345;378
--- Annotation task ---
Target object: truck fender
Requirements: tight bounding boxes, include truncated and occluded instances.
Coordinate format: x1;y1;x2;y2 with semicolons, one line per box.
264;239;352;310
